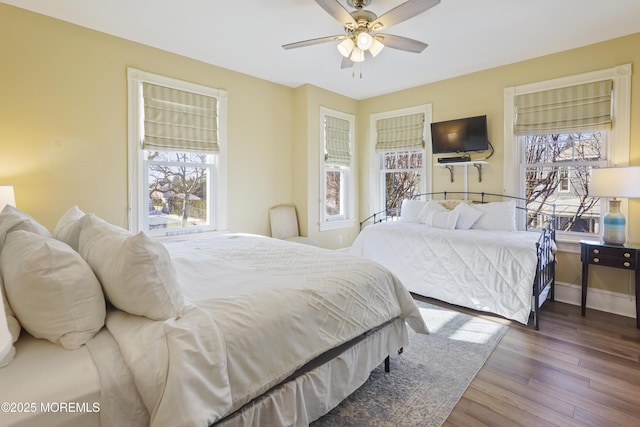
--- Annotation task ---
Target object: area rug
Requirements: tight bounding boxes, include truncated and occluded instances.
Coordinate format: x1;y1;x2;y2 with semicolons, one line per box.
312;300;508;427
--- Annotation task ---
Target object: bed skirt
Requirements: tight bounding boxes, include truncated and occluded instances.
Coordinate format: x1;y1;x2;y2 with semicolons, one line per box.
214;316;409;427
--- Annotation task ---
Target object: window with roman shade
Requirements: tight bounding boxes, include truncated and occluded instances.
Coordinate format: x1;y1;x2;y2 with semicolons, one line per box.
142;82;219;153
320;108;355;230
514;79;613;136
375;112;425;151
128;68;228;235
503;64;631;240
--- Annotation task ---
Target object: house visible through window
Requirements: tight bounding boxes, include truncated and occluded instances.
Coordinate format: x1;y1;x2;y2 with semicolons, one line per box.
320;108;354;230
127;68;227;235
521;131;606;233
505;64;631;239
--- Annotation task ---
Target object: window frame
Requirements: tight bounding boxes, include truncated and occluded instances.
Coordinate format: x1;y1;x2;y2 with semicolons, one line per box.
504;64;632;248
127;68;228;235
319;107;355;231
369;104;433;214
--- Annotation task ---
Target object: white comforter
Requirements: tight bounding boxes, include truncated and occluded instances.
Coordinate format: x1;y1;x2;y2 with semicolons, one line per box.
105;234;427;427
350;222;541;324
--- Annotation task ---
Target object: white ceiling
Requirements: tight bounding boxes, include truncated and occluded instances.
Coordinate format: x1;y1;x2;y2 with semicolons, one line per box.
4;0;640;100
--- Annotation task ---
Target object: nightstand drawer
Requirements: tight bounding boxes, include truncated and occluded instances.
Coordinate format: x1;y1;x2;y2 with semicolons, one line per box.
587;246;636;269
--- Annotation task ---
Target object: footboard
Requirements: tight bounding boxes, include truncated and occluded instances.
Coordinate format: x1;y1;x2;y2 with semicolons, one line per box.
532;220;556;329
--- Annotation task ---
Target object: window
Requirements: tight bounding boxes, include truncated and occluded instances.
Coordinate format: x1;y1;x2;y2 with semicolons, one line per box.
128;68;227;235
504;64;632;241
370;105;432;216
320;108;355;230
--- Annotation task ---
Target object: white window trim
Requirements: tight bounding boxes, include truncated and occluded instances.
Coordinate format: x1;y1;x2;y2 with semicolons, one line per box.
369;104;433;214
319;107;356;231
503;64;632;249
127;68;228;234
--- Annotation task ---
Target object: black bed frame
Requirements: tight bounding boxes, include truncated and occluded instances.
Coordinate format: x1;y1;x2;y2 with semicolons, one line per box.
359;192;556;330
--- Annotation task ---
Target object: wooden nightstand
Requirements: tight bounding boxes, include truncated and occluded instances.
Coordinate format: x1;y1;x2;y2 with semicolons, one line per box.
580;240;640;328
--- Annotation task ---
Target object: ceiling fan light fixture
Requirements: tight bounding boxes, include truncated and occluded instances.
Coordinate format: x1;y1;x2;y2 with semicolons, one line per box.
350;47;365;62
356;32;373;50
369;38;385;57
337;38;355;57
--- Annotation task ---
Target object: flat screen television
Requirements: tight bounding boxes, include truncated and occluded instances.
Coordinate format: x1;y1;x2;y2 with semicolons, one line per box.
430;115;489;154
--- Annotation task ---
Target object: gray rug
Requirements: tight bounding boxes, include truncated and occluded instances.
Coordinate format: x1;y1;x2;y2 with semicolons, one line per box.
312;300;508;427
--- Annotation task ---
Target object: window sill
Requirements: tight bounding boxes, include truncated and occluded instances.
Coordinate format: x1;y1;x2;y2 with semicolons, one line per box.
555;232;596;254
319;218;357;232
153;229;229;242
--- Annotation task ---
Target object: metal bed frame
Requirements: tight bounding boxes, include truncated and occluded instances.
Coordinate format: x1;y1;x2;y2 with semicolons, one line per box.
359;192;556;330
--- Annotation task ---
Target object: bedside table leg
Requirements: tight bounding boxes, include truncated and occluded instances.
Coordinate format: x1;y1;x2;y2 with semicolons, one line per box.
581;261;589;316
636;271;640;329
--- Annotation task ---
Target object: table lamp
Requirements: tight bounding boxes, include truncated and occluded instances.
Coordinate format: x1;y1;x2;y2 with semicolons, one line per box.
591;166;640;245
0;186;15;212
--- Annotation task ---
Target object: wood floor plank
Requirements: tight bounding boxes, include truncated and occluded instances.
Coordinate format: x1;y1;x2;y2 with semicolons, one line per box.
413;297;640;426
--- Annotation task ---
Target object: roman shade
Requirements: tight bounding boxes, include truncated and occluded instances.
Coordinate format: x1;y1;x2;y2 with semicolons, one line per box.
514;79;613;135
142;82;219;153
375;113;425;151
324;115;351;166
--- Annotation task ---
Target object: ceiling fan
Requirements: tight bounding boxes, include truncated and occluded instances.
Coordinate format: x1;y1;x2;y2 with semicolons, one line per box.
282;0;440;69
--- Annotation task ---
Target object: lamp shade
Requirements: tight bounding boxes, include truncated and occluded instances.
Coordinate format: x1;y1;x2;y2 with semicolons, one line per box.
337;38;355;58
591;166;640;198
0;186;15;212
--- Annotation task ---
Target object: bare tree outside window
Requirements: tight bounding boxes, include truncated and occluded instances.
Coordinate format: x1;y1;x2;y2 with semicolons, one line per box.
147;151;210;230
382;150;423;215
524;132;604;233
325;170;341;216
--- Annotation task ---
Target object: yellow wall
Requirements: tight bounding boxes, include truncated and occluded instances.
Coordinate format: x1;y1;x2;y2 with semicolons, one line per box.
292;84;358;249
0;4;295;235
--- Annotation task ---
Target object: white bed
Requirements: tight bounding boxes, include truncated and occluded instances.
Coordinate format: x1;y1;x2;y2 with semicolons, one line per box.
350;195;556;327
0;205;428;427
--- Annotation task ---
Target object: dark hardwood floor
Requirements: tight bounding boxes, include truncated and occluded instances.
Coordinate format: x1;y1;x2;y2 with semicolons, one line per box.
412;296;640;427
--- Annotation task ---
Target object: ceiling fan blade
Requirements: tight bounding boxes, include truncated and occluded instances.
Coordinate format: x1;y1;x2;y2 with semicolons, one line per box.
315;0;357;27
370;0;440;30
376;34;428;53
341;56;354;69
282;35;345;50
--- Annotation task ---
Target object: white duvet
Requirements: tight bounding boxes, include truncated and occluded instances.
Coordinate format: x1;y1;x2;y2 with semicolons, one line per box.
350;222;542;324
105;234;427;427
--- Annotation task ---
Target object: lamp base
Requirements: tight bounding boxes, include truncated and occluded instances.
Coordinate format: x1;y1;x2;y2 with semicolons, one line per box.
602;199;625;245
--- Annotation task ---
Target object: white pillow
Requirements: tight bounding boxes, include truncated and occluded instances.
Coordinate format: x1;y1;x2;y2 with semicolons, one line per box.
400;200;427;223
1;230;106;350
471;201;517;231
0;279;16;368
453;202;482;230
429;210;459;230
54;205;86;251
0;205;51;251
78;214;184;320
417;199;448;224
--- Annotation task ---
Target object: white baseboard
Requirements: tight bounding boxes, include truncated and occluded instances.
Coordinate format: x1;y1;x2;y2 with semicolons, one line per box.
554;281;637;319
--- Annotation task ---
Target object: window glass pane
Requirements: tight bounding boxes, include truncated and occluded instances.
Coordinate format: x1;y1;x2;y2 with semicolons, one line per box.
523;132;605;234
381;150;424;214
325;170;342;217
147;151;211;231
397;152;409;169
384;153;396;169
384;171;421;213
